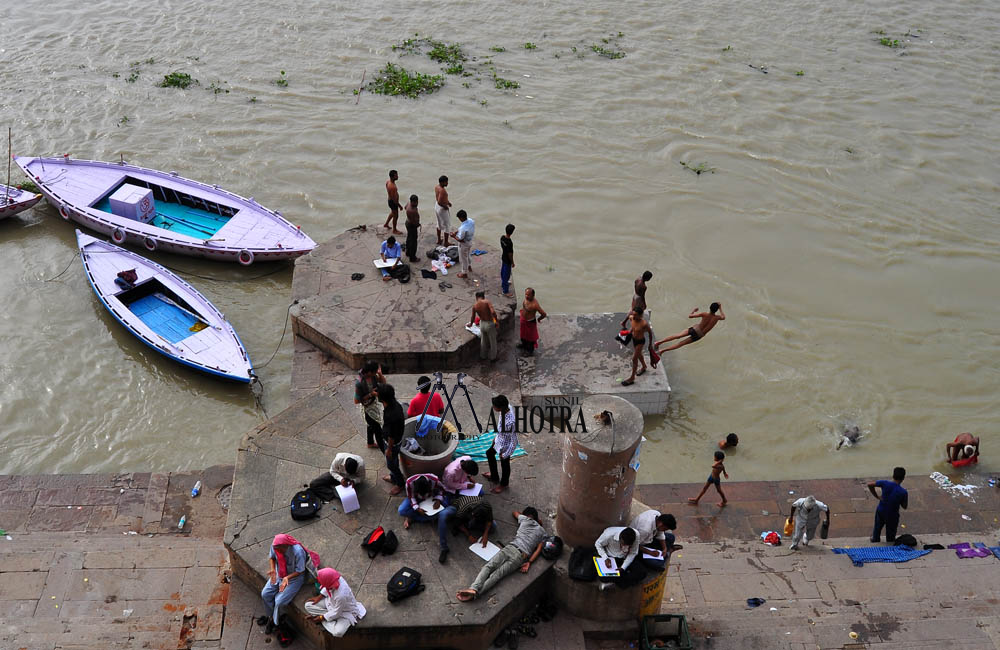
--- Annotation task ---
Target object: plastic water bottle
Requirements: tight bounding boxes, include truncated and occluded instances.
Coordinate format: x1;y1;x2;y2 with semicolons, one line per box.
177;515;186;530
191;481;202;498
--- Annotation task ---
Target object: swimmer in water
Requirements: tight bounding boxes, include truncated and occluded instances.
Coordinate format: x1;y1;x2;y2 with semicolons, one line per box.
837;425;862;450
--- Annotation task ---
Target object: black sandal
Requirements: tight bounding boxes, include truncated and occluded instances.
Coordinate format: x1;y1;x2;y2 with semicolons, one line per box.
256;615;268;626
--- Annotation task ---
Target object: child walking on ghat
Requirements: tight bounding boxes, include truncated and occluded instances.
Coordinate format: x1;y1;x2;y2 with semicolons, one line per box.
689;451;728;507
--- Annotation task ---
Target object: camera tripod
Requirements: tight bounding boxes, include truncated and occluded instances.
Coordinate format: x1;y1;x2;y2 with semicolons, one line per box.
414;371;484;438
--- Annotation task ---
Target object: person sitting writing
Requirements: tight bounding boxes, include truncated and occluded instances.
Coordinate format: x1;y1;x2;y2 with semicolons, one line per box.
329;452;364;487
629;510;680;570
304;568;366;638
379;236;402;281
441;455;479;494
595;526;646;589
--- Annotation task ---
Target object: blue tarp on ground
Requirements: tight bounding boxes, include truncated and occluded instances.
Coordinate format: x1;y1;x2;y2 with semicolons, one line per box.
453;431;527;463
832;546;931;567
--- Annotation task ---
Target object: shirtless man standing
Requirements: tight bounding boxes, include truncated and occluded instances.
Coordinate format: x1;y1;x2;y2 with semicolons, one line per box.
622;307;652;386
383;170;402;234
434;175;452;246
946;433;980;464
468;291;500;361
519;288;547;355
655;302;725;352
403;195;420;262
621;271;653;329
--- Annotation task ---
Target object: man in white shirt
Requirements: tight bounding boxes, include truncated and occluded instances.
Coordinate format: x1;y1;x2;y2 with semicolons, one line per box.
787;495;830;550
330;453;365;487
629;510;680;570
451;209;475;278
594;526;646;589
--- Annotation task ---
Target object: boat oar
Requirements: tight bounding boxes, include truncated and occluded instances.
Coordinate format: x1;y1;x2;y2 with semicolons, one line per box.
152;292;219;330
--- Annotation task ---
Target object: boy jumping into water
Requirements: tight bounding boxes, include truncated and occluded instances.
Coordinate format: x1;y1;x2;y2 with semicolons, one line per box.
655;302;725;352
689;451;728;507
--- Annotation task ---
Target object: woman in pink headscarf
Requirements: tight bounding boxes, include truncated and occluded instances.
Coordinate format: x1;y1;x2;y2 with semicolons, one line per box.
258;534;319;632
304;567;367;637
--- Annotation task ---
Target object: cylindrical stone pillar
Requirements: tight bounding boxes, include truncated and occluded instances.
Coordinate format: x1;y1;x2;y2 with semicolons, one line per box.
556;395;644;548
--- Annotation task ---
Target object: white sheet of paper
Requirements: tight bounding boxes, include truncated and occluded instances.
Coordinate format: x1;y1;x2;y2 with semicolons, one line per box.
465;324;481;338
373;258;399;269
335;485;360;513
458;483;483;496
594;557;620;577
642;548;663;560
417;498;444;516
469;540;501;561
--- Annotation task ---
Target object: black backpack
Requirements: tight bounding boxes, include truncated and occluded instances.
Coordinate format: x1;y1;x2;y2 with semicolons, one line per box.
568;546;597;582
362;526;387;558
387;566;425;603
388;263;411;283
308;472;339;502
289;489;321;520
894;534;918;548
382;530;399;555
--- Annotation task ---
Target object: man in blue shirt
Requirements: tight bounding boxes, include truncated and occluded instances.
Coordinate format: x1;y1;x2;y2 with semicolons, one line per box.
451;210;475;278
867;467;907;543
380;236;402;281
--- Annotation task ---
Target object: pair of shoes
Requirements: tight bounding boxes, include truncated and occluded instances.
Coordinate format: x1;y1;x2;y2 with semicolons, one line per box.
439;549;449;564
789;544;799;551
870;537;880;543
256;615;269;626
264;619;277;634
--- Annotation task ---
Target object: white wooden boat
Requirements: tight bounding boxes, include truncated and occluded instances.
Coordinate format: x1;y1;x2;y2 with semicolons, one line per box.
0;184;43;220
18;156;316;264
77;230;254;382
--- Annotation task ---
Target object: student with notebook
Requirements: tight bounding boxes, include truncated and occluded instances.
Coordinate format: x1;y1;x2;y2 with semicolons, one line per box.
456;508;546;601
398;474;454;563
594;526;646;589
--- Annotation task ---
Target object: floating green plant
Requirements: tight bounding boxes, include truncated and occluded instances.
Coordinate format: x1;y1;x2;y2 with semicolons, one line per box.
879;37;900;47
722;45;733;52
249;96;258;103
427;41;465;66
368;62;444;98
126;71;139;83
208;81;229;94
158;72;197;88
490;46;506;53
117;116;130;127
275;70;288;87
524;42;537;50
493;74;519;90
680;161;716;175
591;44;625;59
795;70;805;76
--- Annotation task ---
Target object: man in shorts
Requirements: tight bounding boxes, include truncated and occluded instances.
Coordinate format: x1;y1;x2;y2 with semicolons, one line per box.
655;302;725;353
434;175;452;246
383;170;402;234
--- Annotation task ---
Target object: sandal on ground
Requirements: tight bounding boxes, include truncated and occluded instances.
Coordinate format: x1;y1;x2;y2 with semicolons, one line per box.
621;378;635;386
483;472;496;482
636;368;646;377
491;485;507;494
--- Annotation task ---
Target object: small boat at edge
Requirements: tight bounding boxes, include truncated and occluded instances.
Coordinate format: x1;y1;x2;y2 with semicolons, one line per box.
0;184;43;220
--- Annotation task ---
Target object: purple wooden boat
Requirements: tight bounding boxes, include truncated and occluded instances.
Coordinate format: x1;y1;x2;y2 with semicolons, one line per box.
77;230;254;382
16;156;316;264
0;184;43;220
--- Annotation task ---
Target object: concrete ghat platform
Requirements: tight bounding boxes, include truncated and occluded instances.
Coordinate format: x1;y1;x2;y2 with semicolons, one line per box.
225;371;563;650
517;313;670;416
290;224;515;372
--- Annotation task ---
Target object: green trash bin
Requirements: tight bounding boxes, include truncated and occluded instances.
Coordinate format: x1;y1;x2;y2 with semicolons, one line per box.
640;614;692;650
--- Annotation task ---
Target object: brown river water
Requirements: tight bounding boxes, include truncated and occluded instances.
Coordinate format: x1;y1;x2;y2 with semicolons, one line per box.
1;0;997;482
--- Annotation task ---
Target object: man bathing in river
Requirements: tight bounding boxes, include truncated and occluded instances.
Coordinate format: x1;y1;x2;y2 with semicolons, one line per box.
622;308;651;386
383;170;402;234
655;302;725;352
434;175;452;246
519;288;547;355
946;433;980;464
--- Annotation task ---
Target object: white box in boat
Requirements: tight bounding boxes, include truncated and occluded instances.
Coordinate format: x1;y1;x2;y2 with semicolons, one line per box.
108;184;155;223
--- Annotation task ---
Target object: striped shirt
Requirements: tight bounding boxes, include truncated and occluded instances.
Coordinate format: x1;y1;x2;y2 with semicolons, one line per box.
494;409;518;459
404;473;445;509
